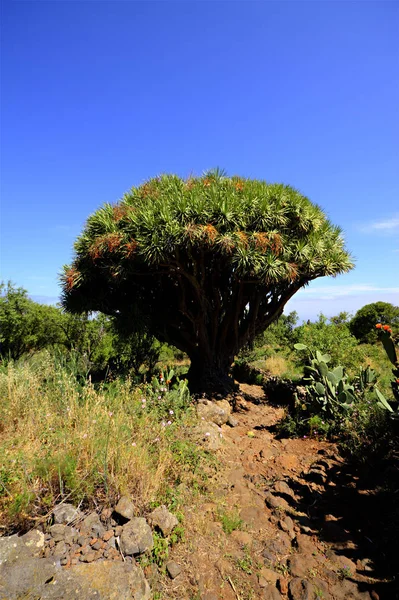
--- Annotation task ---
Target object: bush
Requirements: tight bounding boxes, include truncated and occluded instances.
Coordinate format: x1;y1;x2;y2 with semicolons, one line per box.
293;314;359;370
350;302;399;344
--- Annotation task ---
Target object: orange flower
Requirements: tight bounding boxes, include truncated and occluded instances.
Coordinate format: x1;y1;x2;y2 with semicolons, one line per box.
202;224;218;243
125;240;138;258
376;323;382;329
203;178;211;187
234;181;244;192
383;325;391;332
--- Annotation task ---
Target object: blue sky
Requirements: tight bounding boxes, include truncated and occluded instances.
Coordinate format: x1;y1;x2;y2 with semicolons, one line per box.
1;0;398;320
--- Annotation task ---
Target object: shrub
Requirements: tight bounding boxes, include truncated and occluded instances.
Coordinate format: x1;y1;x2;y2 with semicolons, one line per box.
350;302;399;344
293;314;359;371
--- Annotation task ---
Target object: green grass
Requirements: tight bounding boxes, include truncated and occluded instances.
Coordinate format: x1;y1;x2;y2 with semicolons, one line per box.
0;350;213;531
218;508;243;534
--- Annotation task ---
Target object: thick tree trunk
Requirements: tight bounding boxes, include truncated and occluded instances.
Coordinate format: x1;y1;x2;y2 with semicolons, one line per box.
187;351;237;395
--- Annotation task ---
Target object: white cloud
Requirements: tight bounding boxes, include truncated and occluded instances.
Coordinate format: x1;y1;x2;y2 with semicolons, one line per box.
299;284;399;300
360;215;399;233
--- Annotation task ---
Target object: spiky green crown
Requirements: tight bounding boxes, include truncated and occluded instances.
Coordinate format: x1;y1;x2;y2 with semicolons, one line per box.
61;172;353;310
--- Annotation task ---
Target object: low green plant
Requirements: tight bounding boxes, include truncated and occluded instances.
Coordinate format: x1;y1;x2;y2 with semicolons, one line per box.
0;354;212;531
218;508;243;534
293;343;369;417
374;324;399;416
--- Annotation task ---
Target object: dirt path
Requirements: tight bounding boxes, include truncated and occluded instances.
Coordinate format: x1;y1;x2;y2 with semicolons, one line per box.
159;386;396;600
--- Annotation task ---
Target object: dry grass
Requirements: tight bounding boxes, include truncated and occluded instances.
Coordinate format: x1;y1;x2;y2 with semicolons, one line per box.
0;351;213;532
263;355;288;377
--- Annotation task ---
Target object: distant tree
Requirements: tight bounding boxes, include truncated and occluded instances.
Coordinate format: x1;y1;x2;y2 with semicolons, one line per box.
330;311;352;326
350;302;399;344
61;171;353;393
0;282;62;360
256;310;299;347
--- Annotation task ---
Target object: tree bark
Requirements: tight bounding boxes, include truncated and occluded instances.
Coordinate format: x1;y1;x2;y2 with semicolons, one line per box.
187;351;237;395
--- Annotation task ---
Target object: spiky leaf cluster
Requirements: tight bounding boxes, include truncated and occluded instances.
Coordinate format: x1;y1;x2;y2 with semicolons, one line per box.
61;171;353;385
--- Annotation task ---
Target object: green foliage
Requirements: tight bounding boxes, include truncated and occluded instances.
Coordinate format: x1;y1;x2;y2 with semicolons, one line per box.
0;282;64;360
218;508;243;534
294;314;359;370
350;302;399;343
374;325;399;414
255;311;299;348
294;343;362;418
61;171;353;392
0;282;161;380
280;344;380;441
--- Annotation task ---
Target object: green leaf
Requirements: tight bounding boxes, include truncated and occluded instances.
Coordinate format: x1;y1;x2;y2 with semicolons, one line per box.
332;366;344;381
375;388;394;412
315;382;325;396
326;372;337;386
318;361;329;378
294;343;308;351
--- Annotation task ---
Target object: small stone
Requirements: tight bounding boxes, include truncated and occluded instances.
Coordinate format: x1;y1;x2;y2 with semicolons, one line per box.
60;555;69;566
107;537;116;549
265;492;290;512
101;507;113;521
273;481;295;498
258;567;278;585
295;534;318;555
288;577;316;600
53;541;68;558
81;551;96;562
91;540;102;550
114;496;135;520
53;503;83;524
262;585;283;600
50;524;67;542
227;415;239;427
83;512;106;537
289;554;317;578
120;518;154;556
22;529;45;553
71;556;78;565
148;505;179;536
90;537;99;546
115;526;123;537
103;530;114;542
279;517;295;538
196;399;231;426
300;525;313;534
78;536;87;546
230;531;253;547
166;560;181;579
277;577;289;595
48;538;55;549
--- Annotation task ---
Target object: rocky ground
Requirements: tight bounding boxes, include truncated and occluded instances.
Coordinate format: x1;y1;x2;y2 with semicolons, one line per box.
1;384;397;599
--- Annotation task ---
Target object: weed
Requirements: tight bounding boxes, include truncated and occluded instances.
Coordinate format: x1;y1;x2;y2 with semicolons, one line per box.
218;508;243;534
337;565;352;580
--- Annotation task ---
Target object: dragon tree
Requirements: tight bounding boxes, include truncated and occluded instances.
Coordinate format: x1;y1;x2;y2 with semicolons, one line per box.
61;170;353;393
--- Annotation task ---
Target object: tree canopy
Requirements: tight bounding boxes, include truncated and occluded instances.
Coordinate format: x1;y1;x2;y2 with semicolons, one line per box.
350;301;399;344
61;171;353;392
